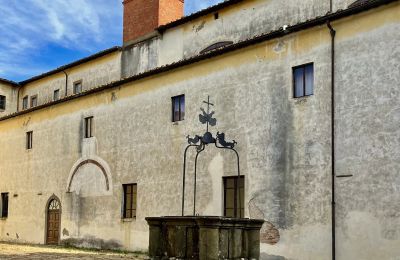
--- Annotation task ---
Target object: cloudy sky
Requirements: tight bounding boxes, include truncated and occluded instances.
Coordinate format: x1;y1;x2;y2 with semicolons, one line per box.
0;0;224;82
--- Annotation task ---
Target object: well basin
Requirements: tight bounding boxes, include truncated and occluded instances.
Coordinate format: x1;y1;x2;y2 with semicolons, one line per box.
146;216;264;260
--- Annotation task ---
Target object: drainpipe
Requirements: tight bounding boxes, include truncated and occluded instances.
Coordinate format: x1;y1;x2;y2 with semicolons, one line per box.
327;21;336;260
62;70;68;97
16;84;22;112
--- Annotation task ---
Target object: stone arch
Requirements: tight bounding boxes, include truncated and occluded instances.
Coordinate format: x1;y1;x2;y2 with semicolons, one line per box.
66;157;112;195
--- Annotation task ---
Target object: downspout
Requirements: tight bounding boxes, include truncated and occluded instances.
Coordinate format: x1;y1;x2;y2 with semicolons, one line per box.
327;21;336;260
62;70;68;97
16;84;22;112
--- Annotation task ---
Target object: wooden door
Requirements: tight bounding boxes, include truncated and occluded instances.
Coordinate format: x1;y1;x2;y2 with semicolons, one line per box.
46;199;61;244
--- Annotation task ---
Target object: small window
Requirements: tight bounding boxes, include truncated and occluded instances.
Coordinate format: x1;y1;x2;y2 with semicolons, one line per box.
26;131;33;149
1;193;8;218
22;96;28;110
214;12;219;19
84;117;93;138
0;95;6;110
293;63;314;98
30;95;38;108
223;176;244;218
53;89;60;101
172;95;185;122
123;184;137;219
74;81;82;94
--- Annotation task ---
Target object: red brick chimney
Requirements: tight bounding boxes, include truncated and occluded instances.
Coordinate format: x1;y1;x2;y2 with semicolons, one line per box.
123;0;184;44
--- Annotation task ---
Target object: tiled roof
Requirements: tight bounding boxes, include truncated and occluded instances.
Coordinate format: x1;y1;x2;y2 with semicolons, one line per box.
0;0;397;122
0;78;19;87
19;46;121;85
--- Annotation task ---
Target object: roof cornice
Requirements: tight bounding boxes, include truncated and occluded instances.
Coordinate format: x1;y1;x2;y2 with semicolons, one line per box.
0;0;397;122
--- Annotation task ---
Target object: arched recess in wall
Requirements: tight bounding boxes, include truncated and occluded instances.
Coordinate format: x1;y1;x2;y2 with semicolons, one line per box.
200;41;234;54
66;157;113;197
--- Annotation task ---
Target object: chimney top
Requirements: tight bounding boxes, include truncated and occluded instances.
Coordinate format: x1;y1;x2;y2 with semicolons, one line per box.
123;0;184;45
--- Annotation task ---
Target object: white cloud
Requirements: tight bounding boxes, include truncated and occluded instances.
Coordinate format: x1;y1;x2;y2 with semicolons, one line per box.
0;0;221;81
0;0;122;81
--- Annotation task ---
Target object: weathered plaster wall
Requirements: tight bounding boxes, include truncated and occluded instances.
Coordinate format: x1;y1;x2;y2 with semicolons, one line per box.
19;52;121;108
0;24;333;258
0;83;18;115
121;38;158;79
333;4;400;259
0;3;398;260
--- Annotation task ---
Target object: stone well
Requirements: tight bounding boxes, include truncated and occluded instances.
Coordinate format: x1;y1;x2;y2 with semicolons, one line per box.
146;216;264;260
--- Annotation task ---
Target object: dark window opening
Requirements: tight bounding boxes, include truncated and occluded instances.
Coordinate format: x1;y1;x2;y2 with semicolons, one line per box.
123;184;137;219
53;89;60;101
26;131;33;150
223;176;244;218
293;63;314;98
74;81;82;94
1;193;8;218
0;95;6;110
22;96;28;110
214;12;219;19
84;117;93;138
30;95;38;108
172;95;185;122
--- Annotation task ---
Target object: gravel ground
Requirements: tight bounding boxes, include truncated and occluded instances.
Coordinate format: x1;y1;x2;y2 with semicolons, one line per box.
0;242;147;260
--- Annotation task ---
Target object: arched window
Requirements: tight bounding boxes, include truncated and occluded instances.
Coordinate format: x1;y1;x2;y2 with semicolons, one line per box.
200;41;233;54
48;199;61;210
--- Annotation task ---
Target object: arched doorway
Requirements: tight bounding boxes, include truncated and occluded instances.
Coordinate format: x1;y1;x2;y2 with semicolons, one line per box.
46;196;61;245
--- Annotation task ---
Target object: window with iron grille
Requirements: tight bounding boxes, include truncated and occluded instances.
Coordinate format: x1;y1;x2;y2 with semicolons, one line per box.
30;95;38;108
26;131;33;150
22;96;28;110
223;176;244;218
293;63;314;98
122;184;137;218
1;193;9;218
0;95;6;110
84;117;93;138
172;95;185;122
53;89;60;101
74;81;82;94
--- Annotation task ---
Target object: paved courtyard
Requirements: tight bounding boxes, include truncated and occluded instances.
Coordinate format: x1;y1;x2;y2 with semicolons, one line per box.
0;243;147;259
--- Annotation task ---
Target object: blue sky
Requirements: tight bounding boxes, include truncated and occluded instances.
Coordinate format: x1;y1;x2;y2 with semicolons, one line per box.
0;0;224;82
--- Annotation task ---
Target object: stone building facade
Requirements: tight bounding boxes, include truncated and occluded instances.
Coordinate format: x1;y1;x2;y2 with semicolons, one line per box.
0;0;399;259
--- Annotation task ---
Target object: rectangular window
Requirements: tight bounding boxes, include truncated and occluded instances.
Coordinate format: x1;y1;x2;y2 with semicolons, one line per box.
30;95;38;108
74;81;82;94
172;95;185;122
223;176;244;218
53;89;60;101
0;95;6;110
26;131;33;149
293;63;314;98
84;117;93;138
1;193;9;218
22;96;28;110
123;184;137;219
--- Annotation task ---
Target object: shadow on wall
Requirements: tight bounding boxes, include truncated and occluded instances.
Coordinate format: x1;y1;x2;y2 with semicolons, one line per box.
61;235;123;250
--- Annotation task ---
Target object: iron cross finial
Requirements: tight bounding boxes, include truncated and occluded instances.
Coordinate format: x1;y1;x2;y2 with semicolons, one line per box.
199;96;217;131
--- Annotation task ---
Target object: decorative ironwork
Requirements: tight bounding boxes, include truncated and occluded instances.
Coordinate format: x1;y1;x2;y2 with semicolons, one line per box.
182;96;242;218
48;199;60;210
